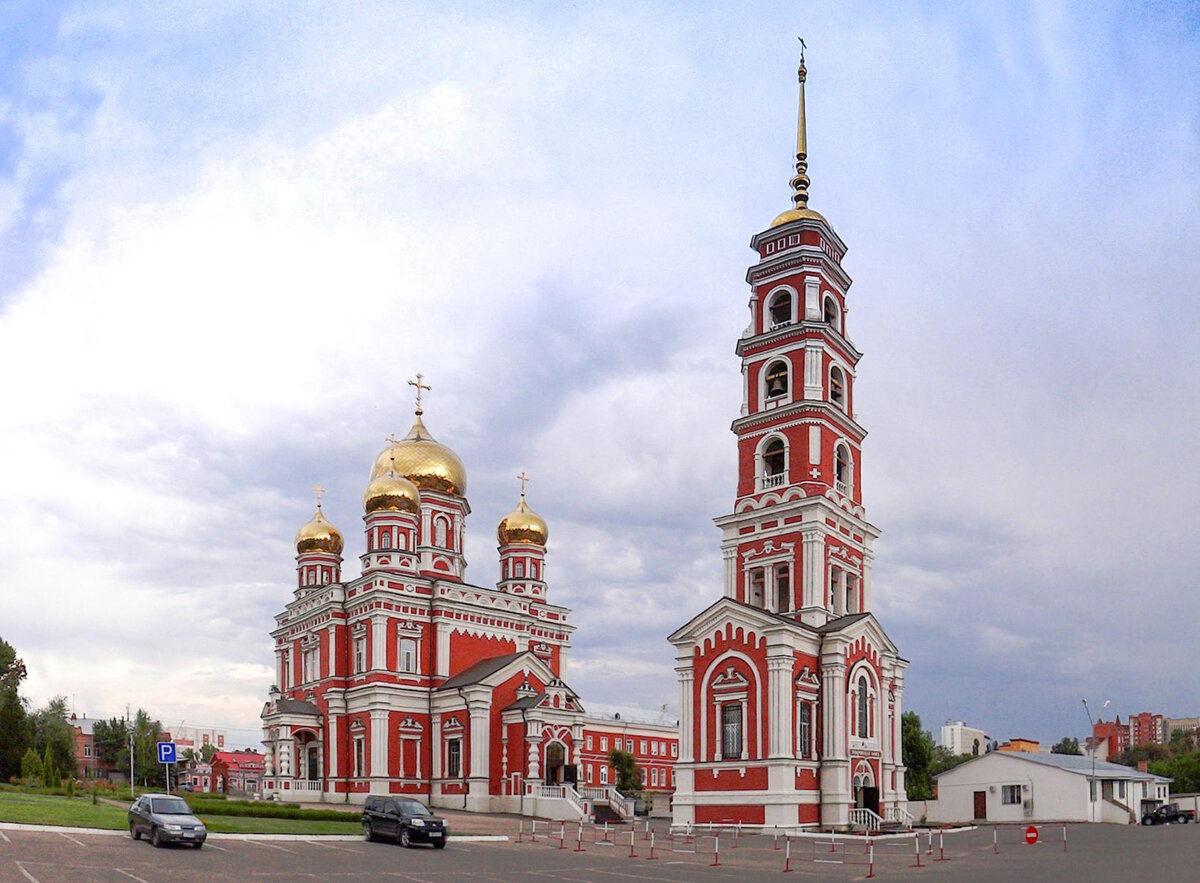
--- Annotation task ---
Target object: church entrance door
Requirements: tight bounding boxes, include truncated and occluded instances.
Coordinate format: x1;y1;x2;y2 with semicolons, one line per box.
545;742;565;785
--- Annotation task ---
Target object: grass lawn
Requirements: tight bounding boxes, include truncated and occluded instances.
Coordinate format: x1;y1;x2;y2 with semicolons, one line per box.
0;790;358;835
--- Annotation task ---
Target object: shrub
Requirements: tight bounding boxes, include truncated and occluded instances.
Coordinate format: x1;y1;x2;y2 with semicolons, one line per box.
65;778;75;798
20;748;41;783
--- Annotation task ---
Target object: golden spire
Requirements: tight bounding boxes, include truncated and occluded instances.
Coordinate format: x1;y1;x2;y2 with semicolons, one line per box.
790;38;810;211
407;373;431;416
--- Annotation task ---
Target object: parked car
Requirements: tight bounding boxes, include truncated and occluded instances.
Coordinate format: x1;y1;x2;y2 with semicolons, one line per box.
362;796;447;848
1141;805;1195;825
128;793;207;848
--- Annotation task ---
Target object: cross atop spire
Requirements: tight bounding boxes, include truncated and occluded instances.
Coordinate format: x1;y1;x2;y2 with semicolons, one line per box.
790;39;811;211
407;373;431;416
312;483;326;508
517;471;529;496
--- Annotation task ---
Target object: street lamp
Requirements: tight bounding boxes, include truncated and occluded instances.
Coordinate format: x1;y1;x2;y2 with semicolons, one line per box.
1082;698;1111;822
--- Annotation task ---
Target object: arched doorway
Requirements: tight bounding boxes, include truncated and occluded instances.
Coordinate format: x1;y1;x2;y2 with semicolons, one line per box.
544;741;565;785
852;762;878;815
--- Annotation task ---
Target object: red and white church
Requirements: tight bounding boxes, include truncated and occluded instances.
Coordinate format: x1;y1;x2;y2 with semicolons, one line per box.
260;379;678;814
669;56;909;829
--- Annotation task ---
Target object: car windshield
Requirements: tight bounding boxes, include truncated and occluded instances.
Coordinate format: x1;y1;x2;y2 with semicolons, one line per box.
398;800;432;817
151;797;191;815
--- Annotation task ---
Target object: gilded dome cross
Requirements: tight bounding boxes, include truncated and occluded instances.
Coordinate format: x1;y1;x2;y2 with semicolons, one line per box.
408;373;432;415
312;483;326;507
517;471;529;496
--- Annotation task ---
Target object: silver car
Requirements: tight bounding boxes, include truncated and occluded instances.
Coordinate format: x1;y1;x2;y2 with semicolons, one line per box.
128;794;208;848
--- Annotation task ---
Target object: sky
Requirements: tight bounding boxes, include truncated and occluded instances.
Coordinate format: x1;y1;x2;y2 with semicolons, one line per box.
1;1;1198;750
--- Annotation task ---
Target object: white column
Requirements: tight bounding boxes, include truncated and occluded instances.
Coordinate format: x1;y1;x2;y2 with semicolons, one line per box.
464;687;492;812
801;530;824;610
371;616;387;671
804;277;821;320
677;664;695;762
369;708;388;794
767;651;793;758
431;716;442;779
723;546;738;598
804;343;823;399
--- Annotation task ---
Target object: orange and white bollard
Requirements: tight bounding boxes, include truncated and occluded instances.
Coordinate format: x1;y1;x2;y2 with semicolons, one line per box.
558;822;566;850
993;825;999;855
782;835;792;873
910;832;924;868
1063;825;1068;852
773;824;780;850
574;821;585;853
602;821;610;843
646;832;657;860
935;828;949;862
866;840;875;879
711;834;721;867
627;830;637;858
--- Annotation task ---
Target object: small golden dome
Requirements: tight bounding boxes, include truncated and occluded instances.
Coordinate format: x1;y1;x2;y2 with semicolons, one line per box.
295;506;344;555
770;206;828;228
370;415;467;496
498;494;548;546
363;467;420;514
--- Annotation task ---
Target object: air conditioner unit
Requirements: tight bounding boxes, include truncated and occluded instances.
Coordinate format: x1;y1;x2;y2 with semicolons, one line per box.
989;785;996;793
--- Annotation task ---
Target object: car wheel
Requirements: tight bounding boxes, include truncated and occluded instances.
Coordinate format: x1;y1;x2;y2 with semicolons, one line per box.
363;823;376;842
151;828;163;848
194;841;204;849
129;822;141;841
399;828;412;848
434;838;446;850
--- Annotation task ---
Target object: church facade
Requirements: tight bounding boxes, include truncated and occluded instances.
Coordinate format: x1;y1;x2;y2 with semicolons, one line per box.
669;57;909;829
260;383;676;812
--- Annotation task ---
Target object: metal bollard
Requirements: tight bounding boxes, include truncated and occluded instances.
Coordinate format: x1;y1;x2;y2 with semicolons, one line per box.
647;832;657;860
866;840;875;879
517;819;523;843
1063;825;1068;853
558;822;566;850
627;829;636;858
909;832;923;868
574;821;585;853
936;828;948;862
993;825;999;855
782;835;792;873
773;824;780;850
711;834;721;867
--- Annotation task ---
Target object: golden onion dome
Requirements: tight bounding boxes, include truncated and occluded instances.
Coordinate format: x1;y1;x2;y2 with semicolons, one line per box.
497;494;548;546
295;506;344;555
363;466;420;514
770;206;828;228
371;415;467;496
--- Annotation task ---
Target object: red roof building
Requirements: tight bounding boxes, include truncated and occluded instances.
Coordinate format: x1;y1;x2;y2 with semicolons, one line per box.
209;750;265;795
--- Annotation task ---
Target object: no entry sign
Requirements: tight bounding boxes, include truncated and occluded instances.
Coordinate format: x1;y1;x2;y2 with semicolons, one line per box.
1024;825;1039;845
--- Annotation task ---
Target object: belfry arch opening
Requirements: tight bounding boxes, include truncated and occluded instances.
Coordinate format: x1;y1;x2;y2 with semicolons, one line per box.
763;360;789;402
767;289;793;329
834;443;852;496
762;437;786;488
830;366;846;411
823;295;841;331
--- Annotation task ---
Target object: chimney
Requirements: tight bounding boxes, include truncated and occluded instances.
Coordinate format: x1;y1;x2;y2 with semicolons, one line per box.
1137;760;1149;773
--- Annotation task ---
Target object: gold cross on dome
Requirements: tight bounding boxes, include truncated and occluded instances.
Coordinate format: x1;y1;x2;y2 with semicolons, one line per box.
517;471;529;495
312;483;326;507
407;373;431;415
385;433;403;446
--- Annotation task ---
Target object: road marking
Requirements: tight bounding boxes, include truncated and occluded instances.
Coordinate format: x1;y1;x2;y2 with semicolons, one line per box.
249;840;296;853
305;840;356;851
115;870;150;883
57;832;86;847
204;842;229;851
15;862;40;883
0;829;11;843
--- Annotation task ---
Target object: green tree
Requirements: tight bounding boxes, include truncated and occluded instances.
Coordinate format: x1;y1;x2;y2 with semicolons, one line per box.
20;747;41;782
41;744;60;787
0;637;30;781
199;743;218;763
901;712;936;800
93;718;130;775
607;749;642;794
1051;737;1082;755
132;710;164;787
29;696;76;781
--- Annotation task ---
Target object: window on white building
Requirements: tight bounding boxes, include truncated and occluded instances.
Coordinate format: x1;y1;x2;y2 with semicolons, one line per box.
399;638;417;673
1001;785;1021;805
799;702;812;758
857;676;869;739
447;740;462;778
354;637;367;673
721;703;743;760
1117;780;1126;800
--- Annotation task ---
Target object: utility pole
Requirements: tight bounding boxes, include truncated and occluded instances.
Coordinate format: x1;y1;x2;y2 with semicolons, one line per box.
127;704;134;799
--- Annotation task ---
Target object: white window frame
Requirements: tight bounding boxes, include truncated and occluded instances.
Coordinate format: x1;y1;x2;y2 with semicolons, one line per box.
398;637;418;673
447;739;462;778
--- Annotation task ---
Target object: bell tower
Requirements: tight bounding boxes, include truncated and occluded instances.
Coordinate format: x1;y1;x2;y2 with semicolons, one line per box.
715;51;879;628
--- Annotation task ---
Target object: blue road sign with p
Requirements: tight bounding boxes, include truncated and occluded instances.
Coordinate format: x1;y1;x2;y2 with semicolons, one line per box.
157;742;177;764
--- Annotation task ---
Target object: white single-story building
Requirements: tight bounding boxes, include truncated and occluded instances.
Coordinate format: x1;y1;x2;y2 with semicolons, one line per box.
926;752;1170;825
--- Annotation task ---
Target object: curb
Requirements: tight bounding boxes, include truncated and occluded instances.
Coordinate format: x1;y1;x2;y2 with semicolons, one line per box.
0;823;508;842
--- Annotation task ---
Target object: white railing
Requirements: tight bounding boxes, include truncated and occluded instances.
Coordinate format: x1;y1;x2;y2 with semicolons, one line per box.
763;473;786;489
884;805;914;828
294;780;323;791
835;480;850;495
524;782;586;817
578;785;635;821
849;807;883;831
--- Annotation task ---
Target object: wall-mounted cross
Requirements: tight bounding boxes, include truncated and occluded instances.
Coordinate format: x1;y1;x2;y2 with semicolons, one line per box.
517;471;529;496
407;373;431;415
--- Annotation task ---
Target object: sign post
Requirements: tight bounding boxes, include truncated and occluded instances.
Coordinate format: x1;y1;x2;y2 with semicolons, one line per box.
1024;825;1039;846
157;742;177;794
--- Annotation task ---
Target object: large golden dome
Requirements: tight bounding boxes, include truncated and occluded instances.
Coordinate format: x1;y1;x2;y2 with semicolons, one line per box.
497;494;548;546
363;466;420;514
370;415;467;496
770;206;828;227
295;506;344;555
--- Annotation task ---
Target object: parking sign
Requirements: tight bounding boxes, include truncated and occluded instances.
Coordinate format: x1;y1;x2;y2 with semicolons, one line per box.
157;741;177;764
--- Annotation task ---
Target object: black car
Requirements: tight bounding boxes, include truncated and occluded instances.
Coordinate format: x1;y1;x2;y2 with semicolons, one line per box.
128;793;207;848
362;796;447;848
1142;805;1195;825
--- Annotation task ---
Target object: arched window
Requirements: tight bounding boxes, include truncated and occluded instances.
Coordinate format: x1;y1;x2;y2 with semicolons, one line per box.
798;702;812;758
721;703;743;760
823;295;841;330
775;564;791;612
531;561;539;579
835;444;852;495
514;561;525;578
379;531;391;550
768;290;793;329
857;676;869;738
434;518;448;548
763;360;789;402
397;532;407;550
762;438;786;488
830;366;846;411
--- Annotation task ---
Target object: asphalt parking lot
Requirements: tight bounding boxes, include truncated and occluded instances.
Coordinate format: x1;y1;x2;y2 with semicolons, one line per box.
2;819;1199;882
